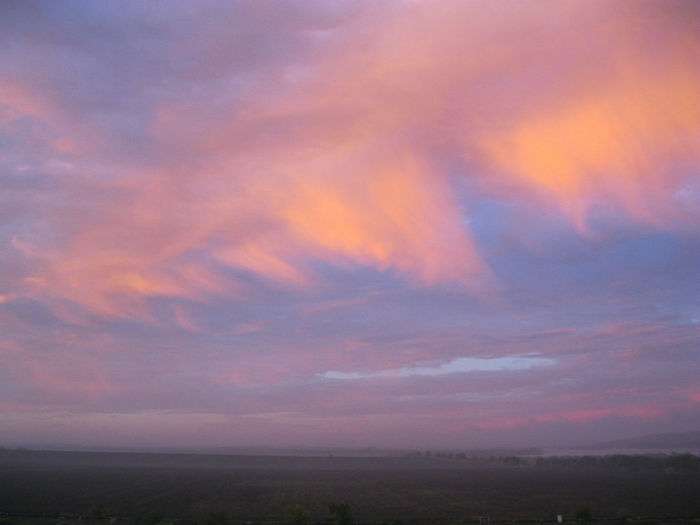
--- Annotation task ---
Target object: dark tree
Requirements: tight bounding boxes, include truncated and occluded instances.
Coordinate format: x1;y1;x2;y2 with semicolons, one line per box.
329;502;354;525
287;504;311;525
575;507;592;523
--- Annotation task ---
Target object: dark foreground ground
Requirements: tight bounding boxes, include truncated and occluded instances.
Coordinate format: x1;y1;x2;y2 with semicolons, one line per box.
1;450;699;525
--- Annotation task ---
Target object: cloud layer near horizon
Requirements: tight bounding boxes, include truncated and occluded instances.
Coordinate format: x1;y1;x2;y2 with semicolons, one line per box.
1;0;699;448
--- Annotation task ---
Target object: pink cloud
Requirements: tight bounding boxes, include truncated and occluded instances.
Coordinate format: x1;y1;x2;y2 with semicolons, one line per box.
12;1;697;321
1;1;699;448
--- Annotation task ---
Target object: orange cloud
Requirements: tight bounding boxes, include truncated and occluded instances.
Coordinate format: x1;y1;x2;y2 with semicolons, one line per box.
481;65;700;229
281;155;482;284
13;1;700;319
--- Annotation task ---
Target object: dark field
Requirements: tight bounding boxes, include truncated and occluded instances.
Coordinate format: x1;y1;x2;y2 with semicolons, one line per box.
1;450;699;525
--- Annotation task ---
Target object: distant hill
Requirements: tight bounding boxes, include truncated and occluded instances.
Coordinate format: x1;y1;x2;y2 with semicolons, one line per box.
592;431;700;450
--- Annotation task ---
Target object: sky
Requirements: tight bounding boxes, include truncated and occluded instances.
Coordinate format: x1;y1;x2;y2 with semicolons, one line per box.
1;0;699;450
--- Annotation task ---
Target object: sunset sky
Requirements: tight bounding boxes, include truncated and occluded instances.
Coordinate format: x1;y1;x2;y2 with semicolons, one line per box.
1;0;699;449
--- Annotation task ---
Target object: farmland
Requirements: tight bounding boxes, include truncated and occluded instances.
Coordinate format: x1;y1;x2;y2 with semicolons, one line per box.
1;450;699;524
